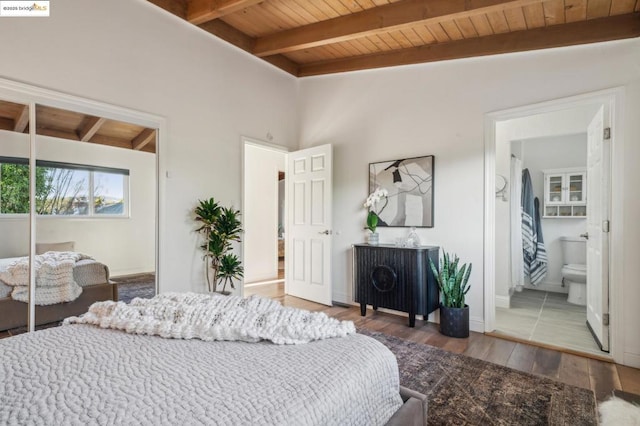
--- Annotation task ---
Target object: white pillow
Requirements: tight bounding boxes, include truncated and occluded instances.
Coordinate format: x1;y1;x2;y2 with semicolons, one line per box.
36;241;75;255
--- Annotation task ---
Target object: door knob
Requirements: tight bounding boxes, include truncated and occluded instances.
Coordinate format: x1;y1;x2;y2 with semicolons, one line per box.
580;232;589;240
318;230;333;235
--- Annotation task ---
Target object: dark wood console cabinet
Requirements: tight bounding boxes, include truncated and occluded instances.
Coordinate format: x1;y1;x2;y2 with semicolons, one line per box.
353;244;439;327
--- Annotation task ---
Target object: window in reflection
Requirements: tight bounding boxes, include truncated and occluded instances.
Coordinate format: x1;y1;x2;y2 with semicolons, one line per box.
0;157;129;217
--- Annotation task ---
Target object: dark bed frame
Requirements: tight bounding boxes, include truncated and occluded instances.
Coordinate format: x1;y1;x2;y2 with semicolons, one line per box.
0;282;117;332
387;386;428;425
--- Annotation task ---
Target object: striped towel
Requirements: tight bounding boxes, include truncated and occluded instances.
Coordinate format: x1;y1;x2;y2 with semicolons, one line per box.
521;169;547;286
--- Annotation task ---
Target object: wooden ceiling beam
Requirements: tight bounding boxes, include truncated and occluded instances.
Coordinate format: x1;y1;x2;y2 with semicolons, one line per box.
0;117;14;132
187;0;264;25
37;127;80;141
13;105;29;133
146;0;187;19
254;0;544;57
92;134;142;151
199;19;299;75
297;13;640;77
78;116;106;142
147;0;298;75
132;128;156;151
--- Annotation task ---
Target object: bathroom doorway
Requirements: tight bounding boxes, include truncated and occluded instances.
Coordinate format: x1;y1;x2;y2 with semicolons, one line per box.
484;90;622;358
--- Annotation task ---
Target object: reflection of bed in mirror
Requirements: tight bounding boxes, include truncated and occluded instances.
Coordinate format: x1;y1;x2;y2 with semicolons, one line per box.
0;251;115;332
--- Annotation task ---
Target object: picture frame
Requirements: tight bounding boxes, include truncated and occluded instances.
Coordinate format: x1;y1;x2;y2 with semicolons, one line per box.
369;155;435;228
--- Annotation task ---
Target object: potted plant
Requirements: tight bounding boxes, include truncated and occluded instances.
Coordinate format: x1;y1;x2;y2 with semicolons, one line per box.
363;187;388;245
429;251;472;338
194;197;244;294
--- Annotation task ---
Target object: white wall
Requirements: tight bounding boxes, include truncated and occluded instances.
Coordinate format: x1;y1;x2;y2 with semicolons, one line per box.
3;0;639;367
0;130;156;276
244;144;285;283
518;134;588;292
297;38;640;366
0;0;299;293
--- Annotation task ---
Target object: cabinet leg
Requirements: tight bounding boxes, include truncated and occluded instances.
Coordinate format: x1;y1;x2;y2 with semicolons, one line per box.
408;314;416;328
373;306;378;311
360;303;366;317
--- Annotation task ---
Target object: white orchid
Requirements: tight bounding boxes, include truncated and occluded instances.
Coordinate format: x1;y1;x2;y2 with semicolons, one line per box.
364;187;389;233
364;187;388;209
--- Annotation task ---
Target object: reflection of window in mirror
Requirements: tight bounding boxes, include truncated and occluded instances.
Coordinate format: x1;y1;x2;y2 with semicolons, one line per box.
0;158;129;217
0;94;160;336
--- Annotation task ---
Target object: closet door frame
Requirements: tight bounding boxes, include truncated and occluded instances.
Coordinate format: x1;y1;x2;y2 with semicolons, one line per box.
0;77;166;332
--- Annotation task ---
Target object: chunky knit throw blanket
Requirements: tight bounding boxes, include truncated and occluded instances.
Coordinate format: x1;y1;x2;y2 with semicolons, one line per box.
64;292;356;344
0;252;90;305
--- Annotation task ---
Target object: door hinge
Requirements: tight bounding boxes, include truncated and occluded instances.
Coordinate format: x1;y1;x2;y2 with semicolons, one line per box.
604;127;611;140
603;220;610;233
603;313;610;326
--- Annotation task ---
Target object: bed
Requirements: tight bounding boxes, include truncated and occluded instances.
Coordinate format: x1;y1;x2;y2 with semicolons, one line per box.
0;255;115;332
0;294;427;425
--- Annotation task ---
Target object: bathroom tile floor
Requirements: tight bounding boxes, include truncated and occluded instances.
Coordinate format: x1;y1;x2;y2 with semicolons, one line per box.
495;289;604;356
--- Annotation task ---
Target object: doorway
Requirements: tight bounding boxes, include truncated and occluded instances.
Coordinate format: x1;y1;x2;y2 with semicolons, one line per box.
242;140;334;306
242;139;287;289
483;88;625;362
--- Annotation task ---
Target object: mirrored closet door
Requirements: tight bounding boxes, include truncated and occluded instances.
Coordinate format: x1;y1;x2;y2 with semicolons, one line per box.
0;100;31;335
0;79;161;336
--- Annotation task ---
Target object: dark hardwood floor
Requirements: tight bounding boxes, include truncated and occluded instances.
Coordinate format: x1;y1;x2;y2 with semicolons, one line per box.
246;282;640;403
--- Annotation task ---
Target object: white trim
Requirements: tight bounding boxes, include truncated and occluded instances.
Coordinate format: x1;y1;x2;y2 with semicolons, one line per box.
495;295;511;309
541;167;587;174
240;136;290;298
470;317;485;333
245;279;285;287
28;101;36;333
483;113;496;333
0;77;165;318
624;352;640;369
483;87;625;364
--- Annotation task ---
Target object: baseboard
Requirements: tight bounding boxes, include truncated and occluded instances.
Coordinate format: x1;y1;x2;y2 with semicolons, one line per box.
244;279;284;287
523;282;568;294
495;295;510;309
470;316;484;333
110;268;154;277
331;290;350;306
623;352;640;369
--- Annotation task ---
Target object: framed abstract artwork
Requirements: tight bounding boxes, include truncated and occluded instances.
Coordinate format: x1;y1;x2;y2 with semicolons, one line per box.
369;155;435;228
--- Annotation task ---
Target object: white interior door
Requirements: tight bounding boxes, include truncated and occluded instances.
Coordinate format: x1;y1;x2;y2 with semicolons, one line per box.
586;105;610;352
286;144;332;306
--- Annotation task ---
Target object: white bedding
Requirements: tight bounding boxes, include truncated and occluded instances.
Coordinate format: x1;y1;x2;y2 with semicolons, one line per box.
0;252;93;305
0;257;19;298
0;325;403;425
65;292;356;344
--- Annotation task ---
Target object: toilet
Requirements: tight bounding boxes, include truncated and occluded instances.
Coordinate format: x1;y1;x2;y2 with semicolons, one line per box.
560;236;587;305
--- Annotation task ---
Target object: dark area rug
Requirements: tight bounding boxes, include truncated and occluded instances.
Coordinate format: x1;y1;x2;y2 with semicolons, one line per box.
111;273;156;304
359;329;597;426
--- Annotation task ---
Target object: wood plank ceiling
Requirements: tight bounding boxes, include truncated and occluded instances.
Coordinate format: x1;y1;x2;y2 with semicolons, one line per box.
148;0;640;76
0;101;156;153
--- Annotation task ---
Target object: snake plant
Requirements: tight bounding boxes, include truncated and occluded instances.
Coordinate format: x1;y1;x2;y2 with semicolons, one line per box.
429;251;472;308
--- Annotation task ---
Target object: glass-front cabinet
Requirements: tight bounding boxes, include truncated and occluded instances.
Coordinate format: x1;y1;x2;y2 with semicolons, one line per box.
543;168;586;218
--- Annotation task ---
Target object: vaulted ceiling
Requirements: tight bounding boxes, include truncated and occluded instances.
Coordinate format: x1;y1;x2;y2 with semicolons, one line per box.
148;0;640;77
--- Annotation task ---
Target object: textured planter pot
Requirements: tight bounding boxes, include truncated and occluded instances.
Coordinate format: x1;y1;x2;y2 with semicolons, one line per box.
368;232;379;245
439;304;470;338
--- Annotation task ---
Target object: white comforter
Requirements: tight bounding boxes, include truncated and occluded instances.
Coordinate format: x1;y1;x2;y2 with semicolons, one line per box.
0;324;403;425
0;252;90;305
65;292;356;344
